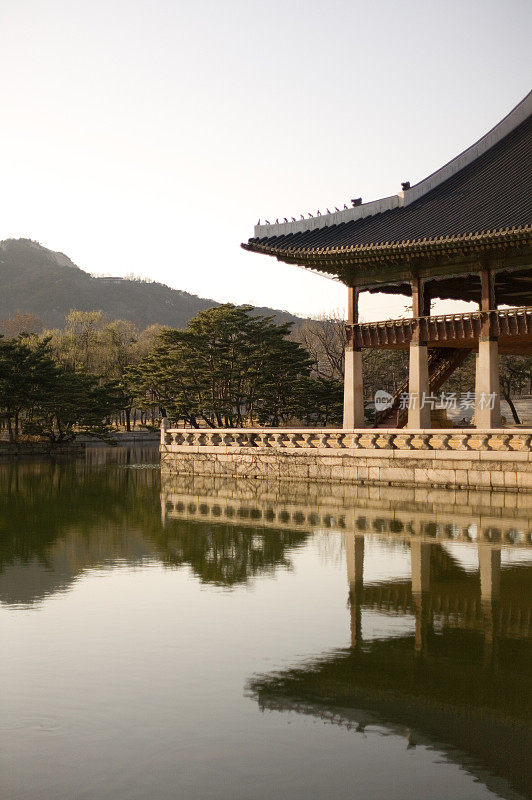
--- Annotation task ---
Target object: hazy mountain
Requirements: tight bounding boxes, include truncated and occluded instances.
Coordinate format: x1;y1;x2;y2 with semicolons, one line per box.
0;238;300;330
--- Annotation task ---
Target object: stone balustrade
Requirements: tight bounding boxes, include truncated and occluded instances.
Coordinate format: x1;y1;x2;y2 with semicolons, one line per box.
162;426;532;453
160;423;532;490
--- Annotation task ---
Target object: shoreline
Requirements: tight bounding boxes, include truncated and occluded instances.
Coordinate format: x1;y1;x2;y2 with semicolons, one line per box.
0;431;160;457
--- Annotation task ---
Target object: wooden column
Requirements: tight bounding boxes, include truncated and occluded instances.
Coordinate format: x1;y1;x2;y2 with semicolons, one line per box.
343;287;364;429
475;269;502;428
407;277;431;429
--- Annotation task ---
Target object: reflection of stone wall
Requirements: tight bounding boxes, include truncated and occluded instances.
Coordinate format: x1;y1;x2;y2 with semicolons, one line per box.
160;446;532;490
160;474;532;548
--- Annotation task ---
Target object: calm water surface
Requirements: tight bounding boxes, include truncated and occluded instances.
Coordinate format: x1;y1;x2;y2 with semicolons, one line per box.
1;446;531;800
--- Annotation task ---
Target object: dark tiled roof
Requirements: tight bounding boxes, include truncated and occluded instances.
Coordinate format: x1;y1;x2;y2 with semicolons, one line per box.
245;115;532;254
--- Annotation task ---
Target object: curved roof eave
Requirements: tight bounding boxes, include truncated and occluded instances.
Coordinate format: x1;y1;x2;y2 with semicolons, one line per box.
246;91;532;246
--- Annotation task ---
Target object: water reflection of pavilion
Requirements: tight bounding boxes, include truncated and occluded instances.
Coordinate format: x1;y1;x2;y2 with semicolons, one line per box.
248;613;531;800
162;474;532;644
3;457;531;797
161;474;532;799
257;536;530;799
345;533;531;650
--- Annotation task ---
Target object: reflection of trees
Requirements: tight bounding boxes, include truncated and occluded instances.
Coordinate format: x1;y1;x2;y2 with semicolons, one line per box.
150;519;308;586
0;456;162;605
0;455;311;602
248;627;532;800
0;457;159;573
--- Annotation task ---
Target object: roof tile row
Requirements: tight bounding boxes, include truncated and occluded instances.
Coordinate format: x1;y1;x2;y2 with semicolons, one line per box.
245;115;532;255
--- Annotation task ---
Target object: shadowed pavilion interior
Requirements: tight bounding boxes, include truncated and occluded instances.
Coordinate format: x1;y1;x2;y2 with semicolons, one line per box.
243;93;532;430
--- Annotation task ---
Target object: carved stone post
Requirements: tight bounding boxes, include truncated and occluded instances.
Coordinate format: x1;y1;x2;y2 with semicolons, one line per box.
343;287;365;429
475;269;502;428
160;416;169;446
407;278;431;429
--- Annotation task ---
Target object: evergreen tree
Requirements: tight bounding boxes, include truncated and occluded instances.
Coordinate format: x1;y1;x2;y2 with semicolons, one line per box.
0;336;57;440
0;334;125;442
25;368;125;442
132;305;313;427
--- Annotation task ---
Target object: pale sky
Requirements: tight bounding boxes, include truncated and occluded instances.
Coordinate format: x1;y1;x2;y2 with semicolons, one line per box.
0;0;530;320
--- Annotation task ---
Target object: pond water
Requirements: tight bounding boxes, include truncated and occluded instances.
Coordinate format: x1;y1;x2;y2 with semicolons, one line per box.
1;445;531;800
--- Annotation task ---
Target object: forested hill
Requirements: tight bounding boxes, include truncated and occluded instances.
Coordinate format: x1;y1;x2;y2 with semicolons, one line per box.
0;239;299;329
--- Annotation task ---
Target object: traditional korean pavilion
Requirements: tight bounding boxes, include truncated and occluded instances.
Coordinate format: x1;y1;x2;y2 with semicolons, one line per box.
243;92;532;430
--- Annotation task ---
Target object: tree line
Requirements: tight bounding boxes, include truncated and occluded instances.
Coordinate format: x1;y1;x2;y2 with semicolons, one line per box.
1;305;530;442
0;306;343;441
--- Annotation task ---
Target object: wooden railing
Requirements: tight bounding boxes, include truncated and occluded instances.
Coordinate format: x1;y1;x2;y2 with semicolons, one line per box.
347;306;532;348
162;424;532;452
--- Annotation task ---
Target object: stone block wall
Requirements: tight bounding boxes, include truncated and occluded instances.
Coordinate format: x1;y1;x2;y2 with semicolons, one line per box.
160;445;532;491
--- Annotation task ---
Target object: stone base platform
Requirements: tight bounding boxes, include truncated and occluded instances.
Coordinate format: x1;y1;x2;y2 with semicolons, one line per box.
161;430;532;491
